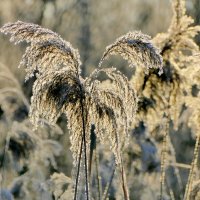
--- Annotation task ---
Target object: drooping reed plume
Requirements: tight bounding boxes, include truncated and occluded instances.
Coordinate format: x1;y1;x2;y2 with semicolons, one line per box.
0;20;162;199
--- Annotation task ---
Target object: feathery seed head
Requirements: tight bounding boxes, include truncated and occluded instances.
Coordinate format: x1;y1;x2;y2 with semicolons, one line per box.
0;21;162;168
0;21;82;80
100;31;163;75
29;69;82;127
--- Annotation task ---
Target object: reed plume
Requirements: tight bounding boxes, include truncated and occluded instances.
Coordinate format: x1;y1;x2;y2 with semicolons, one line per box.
99;31;163;74
0;20;162;199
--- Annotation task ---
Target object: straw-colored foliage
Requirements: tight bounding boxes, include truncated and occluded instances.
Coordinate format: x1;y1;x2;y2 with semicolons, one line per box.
0;0;200;199
0;19;162;199
130;0;200;199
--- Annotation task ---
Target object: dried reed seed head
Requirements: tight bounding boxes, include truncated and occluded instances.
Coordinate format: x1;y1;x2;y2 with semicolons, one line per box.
21;40;81;80
100;31;163;75
67;82;131;165
103;68;138;117
0;21;58;43
85;68;138;163
86;87;135;164
89;99;122;164
131;61;184;132
86;68;137;112
85;67;137;132
29;69;82;126
65;101;86;164
92;88;126;119
154;0;200;57
139;0;200;132
0;20;157;168
0;21;81;80
152;4;200;108
151;1;200;114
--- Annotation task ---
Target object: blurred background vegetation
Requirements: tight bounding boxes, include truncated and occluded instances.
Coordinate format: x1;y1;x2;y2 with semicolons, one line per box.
0;0;200;199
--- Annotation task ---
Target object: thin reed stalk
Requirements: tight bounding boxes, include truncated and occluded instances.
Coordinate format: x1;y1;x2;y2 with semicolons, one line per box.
74;133;84;200
160;116;169;200
120;163;129;200
102;162;116;200
183;131;200;200
74;95;89;200
94;149;101;200
80;96;89;200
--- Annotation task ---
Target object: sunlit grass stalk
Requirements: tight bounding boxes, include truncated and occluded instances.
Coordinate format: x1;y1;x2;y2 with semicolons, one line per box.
183;131;200;200
120;162;129;200
160;116;169;200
